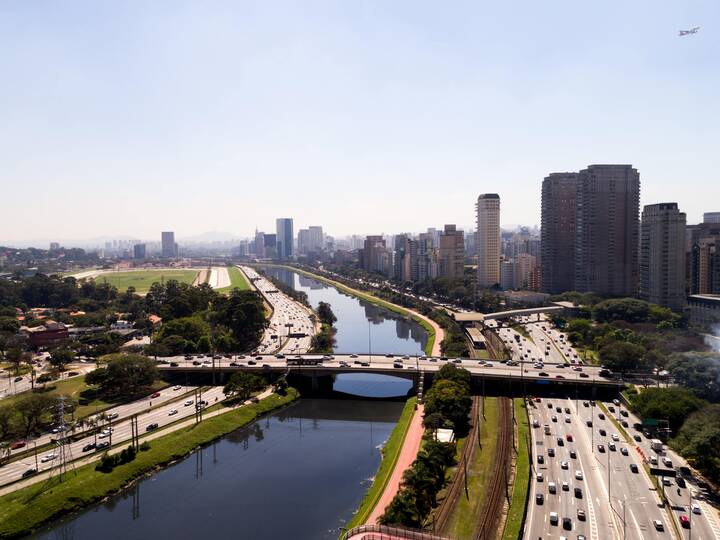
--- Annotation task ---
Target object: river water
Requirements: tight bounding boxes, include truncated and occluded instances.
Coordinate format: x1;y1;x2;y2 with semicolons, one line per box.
32;268;429;539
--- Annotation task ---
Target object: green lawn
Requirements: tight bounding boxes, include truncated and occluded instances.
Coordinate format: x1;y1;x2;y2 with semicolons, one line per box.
215;267;251;294
0;389;299;539
341;398;417;534
443;397;499;539
92;269;199;294
502;398;531;540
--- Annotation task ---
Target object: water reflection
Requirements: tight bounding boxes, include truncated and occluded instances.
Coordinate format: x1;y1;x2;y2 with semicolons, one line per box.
33;399;404;540
259;266;428;355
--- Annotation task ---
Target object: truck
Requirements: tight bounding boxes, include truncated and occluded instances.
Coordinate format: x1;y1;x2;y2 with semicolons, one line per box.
544;424;551;435
650;439;664;452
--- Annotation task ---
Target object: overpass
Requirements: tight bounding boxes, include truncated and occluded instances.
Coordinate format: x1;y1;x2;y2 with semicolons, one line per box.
451;301;578;326
156;353;624;395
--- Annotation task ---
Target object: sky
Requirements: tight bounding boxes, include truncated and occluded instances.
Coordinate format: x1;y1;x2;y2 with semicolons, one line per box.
1;1;718;246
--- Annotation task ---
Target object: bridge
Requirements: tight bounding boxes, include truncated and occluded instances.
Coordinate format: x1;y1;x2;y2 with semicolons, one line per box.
156;353;623;397
451;301;579;326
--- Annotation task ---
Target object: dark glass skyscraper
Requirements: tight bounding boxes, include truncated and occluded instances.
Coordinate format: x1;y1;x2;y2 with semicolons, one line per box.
276;218;294;260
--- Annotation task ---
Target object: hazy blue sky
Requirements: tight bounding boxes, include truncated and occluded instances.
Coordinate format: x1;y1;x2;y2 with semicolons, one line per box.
1;1;718;245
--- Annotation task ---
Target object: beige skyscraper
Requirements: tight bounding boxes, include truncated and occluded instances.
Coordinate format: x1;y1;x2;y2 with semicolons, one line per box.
476;194;501;288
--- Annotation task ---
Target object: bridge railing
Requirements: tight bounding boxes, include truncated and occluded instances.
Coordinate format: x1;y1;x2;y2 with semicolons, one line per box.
342;524;449;540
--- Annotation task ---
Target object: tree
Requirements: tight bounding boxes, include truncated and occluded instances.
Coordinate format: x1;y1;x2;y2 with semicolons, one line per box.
424;379;472;432
86;354;158;399
15;394;57;437
5;348;23;375
49;348;74;371
629;387;706;434
435;363;471;392
223;372;265;401
598;341;647;373
208;290;268;351
671;404;720;483
316;301;336;326
668;353;720;403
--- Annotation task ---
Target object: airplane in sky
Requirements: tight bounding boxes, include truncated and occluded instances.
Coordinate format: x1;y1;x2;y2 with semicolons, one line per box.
678;27;700;36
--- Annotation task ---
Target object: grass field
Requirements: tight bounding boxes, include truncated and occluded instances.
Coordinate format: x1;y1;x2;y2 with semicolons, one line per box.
0;389;299;539
215;266;251;294
502;398;531;540
341;398;417;534
443;397;499;539
92;269;199;293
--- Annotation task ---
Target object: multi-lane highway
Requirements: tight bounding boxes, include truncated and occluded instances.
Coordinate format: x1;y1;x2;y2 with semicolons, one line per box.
0;386;226;487
239;266;315;354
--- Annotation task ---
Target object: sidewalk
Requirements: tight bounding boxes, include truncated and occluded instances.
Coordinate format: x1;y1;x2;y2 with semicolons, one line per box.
368;404;425;524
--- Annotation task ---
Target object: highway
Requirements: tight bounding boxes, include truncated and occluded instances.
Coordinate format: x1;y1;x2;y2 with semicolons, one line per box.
0;360;95;400
239;266;315;354
601;400;720;540
0;386;226;487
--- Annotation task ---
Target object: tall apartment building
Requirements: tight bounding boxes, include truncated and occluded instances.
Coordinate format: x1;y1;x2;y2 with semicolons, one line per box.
359;235;390;275
541;173;577;294
639;203;686;310
253;230;266;258
476;194;501;288
574;165;640;296
704;212;720;224
161;231;177;258
437;224;465;280
308;226;324;252
297;229;311;254
393;234;412;282
514;253;537;290
276;218;294;260
688;220;720;295
133;243;146;260
417;233;436;282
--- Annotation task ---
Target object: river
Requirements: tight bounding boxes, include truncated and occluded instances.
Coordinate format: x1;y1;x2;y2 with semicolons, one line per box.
31;268;430;539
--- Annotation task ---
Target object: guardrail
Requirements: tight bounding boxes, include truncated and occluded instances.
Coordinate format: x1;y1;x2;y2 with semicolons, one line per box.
342;524;449;540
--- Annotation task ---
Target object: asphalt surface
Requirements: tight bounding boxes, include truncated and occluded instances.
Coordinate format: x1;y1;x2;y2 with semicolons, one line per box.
239;266;315;354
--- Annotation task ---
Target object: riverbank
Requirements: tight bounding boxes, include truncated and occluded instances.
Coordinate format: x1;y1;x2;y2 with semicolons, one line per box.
341;397;417;534
259;264;443;357
0;388;299;539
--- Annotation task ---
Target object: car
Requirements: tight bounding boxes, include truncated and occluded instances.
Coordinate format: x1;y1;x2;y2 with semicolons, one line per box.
532;419;540;428
649;456;658;465
548;403;554;409
41;453;57;463
10;440;26;450
561;460;569;470
146;423;159;431
192;361;201;366
562;481;569;491
566;434;573;442
579;372;589;378
598;444;606;453
612;433;620;441
549;512;559;525
556;407;562;413
613;399;620;406
575;470;583;480
620;409;628;417
608;442;616;451
662;457;673;467
599;428;606;436
608;405;615;413
170;362;179;367
536;472;544;482
569;450;577;459
680;515;690;528
565;416;571;423
662;478;672;486
539;372;549;377
691;503;701;514
168;409;178;416
552;415;557;422
548;448;555;457
574;486;582;498
107;412;119;420
630;463;639;473
621;420;629;427
21;468;38;478
98;431;110;439
184;399;194;406
14;376;23;382
586;420;593;427
598;412;606;420
248;360;257;365
564;407;571;414
537;455;545;464
549;481;557;493
82;443;97;452
536;493;544;505
620;447;629;456
173;385;182;391
563;517;572;530
577;509;586;521
676;477;686;488
633;434;642;442
653;520;664;531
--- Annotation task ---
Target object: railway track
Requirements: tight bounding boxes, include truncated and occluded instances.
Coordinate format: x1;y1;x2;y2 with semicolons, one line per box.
474;396;513;540
433;396;482;532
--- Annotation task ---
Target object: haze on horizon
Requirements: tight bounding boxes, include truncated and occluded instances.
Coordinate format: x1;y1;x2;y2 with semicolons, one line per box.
1;1;718;246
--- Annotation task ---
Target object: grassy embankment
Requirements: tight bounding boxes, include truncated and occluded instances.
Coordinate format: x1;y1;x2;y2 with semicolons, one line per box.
267;265;436;357
502;398;531;540
215;266;251;295
0;389;299;539
341;398;417;534
93;269;199;294
443;398;499;539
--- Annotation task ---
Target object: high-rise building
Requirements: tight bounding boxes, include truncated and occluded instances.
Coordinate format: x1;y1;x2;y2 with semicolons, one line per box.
393;234;412;282
514;253;537;290
704;212;720;224
541;172;577;294
417;233;436;282
276;218;294;260
253;230;266;258
574;165;640;296
133;243;146;260
640;203;686;310
476;194;501;288
689;221;720;295
49;242;60;251
500;260;515;290
437;224;465;280
297;229;311;255
264;234;277;259
359;235;390;275
161;231;177;258
308;226;324;252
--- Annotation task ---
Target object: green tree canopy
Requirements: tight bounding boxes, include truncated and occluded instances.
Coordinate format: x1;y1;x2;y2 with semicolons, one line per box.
629;387;706;433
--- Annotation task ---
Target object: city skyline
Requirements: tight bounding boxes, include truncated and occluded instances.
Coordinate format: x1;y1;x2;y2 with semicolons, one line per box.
1;1;719;242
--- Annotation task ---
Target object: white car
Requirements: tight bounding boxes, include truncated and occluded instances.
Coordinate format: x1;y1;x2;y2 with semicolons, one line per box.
575;470;584;480
41;453;57;463
612;433;620;441
173;385;182;391
560;460;569;469
691;503;701;514
168;409;178;416
184;399;194;406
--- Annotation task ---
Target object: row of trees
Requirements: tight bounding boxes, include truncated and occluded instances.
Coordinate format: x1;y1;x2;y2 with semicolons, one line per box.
380;364;471;528
310;301;337;353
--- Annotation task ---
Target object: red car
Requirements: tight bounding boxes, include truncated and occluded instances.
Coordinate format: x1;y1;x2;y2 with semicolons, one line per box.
680;515;691;529
10;440;26;450
151;392;161;398
566;434;574;442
